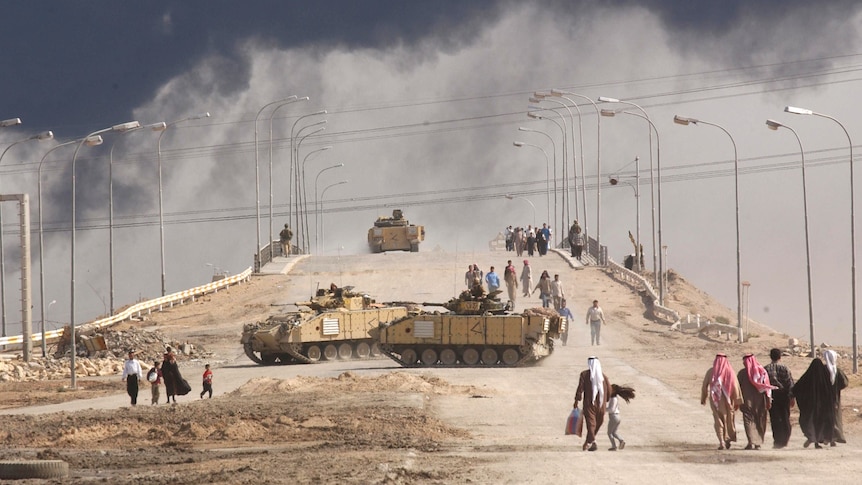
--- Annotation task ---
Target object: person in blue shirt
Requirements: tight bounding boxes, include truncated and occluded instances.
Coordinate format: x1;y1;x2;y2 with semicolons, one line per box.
485;266;500;293
558;300;575;346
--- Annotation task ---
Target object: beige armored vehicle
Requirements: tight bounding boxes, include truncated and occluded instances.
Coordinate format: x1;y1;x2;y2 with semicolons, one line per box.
374;290;564;367
367;209;425;253
241;286;408;365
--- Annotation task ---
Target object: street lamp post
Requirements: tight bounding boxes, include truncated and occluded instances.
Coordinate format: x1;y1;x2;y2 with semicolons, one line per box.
532;94;577;227
268;97;308;262
550;90;600;238
109;122;165;314
71;121;141;389
295;122;327;253
254;96;298;268
518;127;556;225
301;145;331;253
157;113;210;296
767;119;816;356
505;194;536;227
0;130;54;338
289;110;327;253
609;156;641;272
599;97;655;277
513;141;551;225
319;180;348;254
601;108;664;304
784;106;858;372
673;115;743;344
37;136;103;356
314;163;344;254
528;109;568;243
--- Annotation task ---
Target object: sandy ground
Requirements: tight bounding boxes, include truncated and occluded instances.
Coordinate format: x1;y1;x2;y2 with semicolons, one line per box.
1;249;861;484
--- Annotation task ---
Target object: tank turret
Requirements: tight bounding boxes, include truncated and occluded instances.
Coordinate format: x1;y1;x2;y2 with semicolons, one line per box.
368;209;425;252
423;289;511;315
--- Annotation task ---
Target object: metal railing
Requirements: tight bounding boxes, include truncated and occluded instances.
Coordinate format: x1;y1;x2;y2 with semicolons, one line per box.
607;259;679;325
0;266;253;348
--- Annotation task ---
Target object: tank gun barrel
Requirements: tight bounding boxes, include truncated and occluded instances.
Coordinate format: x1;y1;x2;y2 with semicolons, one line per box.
421;302;450;308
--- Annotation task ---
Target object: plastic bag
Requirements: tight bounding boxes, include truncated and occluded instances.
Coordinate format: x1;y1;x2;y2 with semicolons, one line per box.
565;408;581;436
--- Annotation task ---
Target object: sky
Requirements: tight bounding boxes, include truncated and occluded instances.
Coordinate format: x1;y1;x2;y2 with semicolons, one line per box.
2;0;862;348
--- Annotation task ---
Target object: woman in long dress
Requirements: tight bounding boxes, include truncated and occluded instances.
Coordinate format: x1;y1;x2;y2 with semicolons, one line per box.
519;260;532;297
792;358;836;448
823;350;848;445
161;347;180;404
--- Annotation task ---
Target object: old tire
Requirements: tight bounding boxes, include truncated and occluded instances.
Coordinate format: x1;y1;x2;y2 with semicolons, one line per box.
461;348;480;366
306;345;322;362
338;343;353;359
420;348;438;366
400;348;418;365
355;342;371;359
0;460;69;479
501;348;520;365
481;348;499;365
370;342;382;357
439;348;457;365
323;344;338;360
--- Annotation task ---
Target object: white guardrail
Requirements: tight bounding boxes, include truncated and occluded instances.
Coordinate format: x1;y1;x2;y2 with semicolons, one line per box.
0;267;253;347
606;259;680;326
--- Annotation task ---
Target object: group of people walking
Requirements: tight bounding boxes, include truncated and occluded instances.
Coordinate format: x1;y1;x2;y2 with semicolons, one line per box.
467;259;571;313
505;224;553;257
701;349;847;450
122;346;214;406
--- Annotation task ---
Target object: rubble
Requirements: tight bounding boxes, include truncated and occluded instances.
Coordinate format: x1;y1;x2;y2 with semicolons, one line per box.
0;327;209;383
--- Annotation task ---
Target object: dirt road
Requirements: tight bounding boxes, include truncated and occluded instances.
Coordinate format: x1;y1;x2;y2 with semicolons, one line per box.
1;250;860;483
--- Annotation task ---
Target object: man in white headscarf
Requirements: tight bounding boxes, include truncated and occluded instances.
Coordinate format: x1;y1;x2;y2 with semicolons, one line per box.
573;356;611;451
823;349;849;445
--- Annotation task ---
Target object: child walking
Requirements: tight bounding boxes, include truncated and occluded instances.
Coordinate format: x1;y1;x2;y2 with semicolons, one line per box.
607;384;636;451
148;361;162;405
200;364;213;399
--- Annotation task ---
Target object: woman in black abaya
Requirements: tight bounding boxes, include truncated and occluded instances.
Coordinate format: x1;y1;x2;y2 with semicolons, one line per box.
792;358;836;448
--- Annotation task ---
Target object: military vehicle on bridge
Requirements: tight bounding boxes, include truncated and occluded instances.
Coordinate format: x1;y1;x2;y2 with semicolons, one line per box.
367;209;425;253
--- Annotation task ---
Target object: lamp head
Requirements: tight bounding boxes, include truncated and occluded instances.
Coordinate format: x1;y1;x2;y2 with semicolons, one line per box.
148;122;168;132
191;112;211;120
550;89;563;97
532;92;547;99
112;121;141;132
33;131;54;141
785;106;813;116
505;194;514;200
84;135;104;146
765;119;783;131
598;96;620;103
518;127;530;132
600;109;616;117
0;118;22;128
527;112;542;120
513;141;525;147
528;97;542;104
609;177;619;185
673;115;696;126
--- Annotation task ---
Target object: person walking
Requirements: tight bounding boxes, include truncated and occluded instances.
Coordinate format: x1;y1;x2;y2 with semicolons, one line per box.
585;300;606;346
551;274;565;310
279;223;293;256
571;223;585;262
793;358;836;448
526;226;535;257
514;227;525;257
121;350;143;406
200;363;214;399
147;360;162;406
558;300;574;346
485;266;500;294
534;271;552;308
764;348;795;448
737;353;775;450
823;349;848;445
464;265;475;290
573;356;612;452
607;384;636;451
701;353;742;450
162;346;180;404
520;260;533;297
504;260;518;306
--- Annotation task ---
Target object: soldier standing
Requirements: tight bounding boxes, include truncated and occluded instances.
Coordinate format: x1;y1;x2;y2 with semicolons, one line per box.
279;223;293;256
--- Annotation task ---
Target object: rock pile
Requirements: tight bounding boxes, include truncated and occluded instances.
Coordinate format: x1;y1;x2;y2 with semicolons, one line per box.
0;327;209;383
